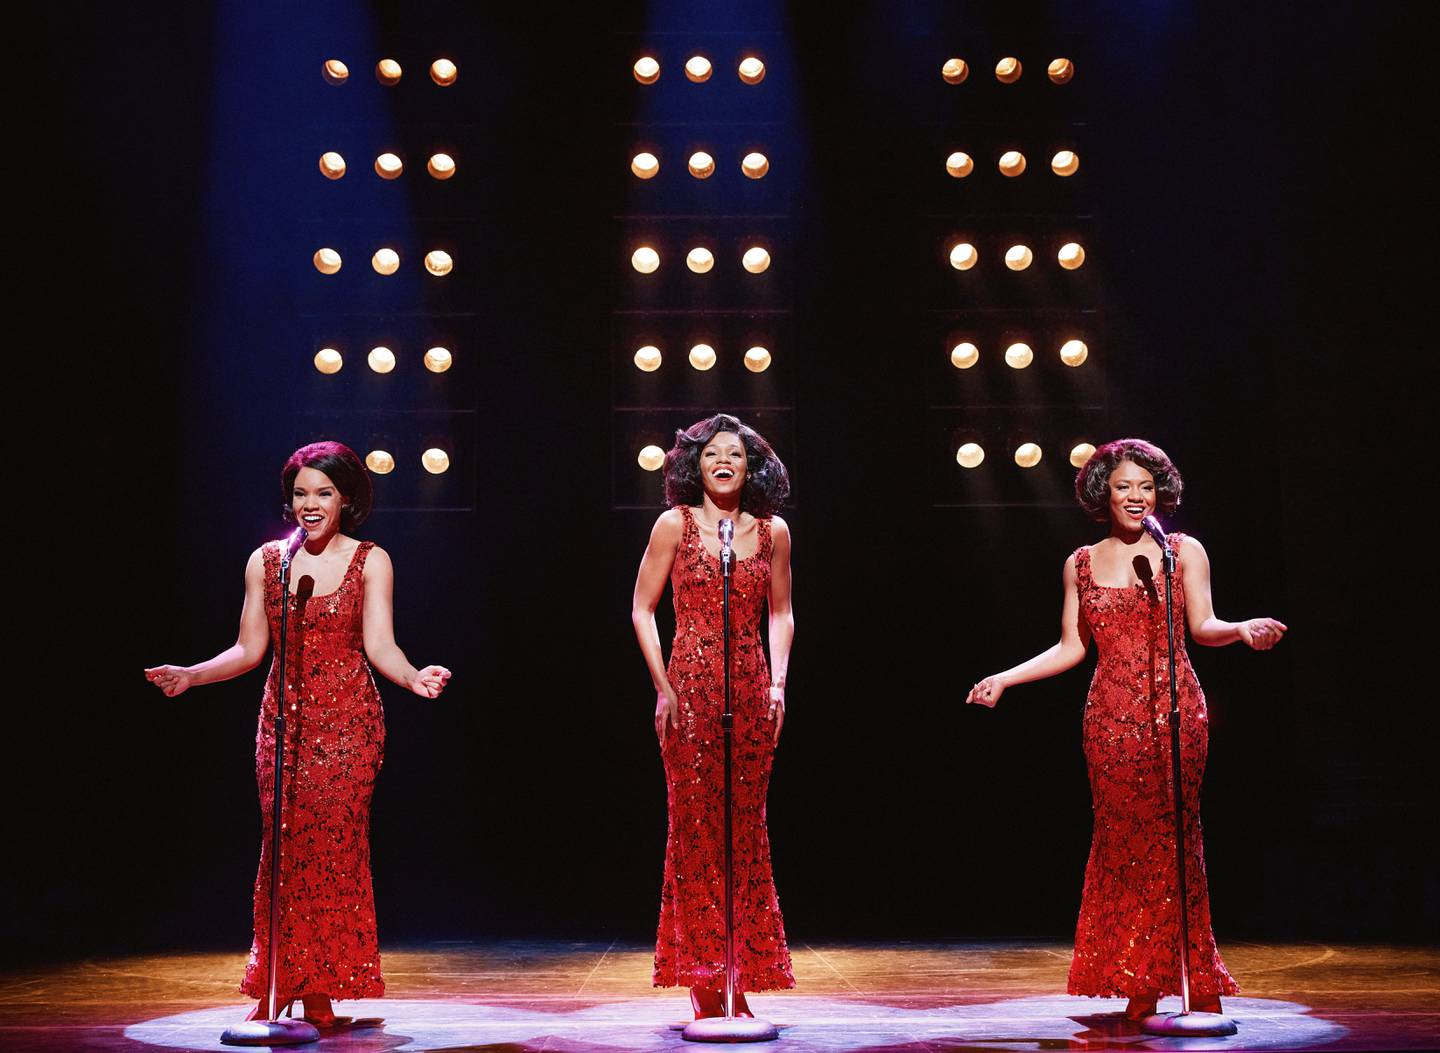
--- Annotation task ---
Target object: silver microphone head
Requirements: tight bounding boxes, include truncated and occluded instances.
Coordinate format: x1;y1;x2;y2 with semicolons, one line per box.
284;526;308;560
718;518;734;546
1140;515;1167;547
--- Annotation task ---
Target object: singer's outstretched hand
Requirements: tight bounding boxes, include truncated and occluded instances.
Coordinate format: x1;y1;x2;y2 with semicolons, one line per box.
766;685;786;745
408;664;452;698
1237;617;1287;651
144;665;195;698
654;686;679;748
966;675;1005;708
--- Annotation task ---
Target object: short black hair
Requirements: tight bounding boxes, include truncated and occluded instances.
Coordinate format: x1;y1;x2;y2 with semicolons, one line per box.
281;440;373;530
663;413;790;517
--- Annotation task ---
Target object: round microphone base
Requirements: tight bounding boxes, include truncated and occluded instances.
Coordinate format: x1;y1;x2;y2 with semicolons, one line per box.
220;1019;321;1046
1141;1010;1238;1037
681;1016;780;1043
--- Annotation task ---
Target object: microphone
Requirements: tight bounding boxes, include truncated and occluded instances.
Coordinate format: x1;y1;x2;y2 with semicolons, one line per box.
1141;514;1169;551
718;518;734;573
282;526;308;563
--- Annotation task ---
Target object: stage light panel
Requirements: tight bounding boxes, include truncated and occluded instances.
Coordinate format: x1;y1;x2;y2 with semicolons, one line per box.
633;345;662;372
313;248;342;274
1051;150;1079;176
430;58;457;86
427;153;456;180
1005;245;1033;271
1060;339;1089;366
688;151;715;179
314;348;343;374
421;448;450;474
319;152;346;179
686;247;714;273
957;443;985;468
375;153;403;179
1048;58;1075;84
1070;442;1096;467
376;59;402;85
638;445;665;471
366;450;395;474
372;248;399;275
950;342;979;369
741;152;769;179
949;243;978;270
743;346;772;372
631;152;659;179
739;57;765;84
368;346;396;373
633;56;660;83
942;58;969;84
685;56;712;82
1058;242;1086;269
1014;442;1043;467
424;347;452;373
688;343;717;371
995;57;1022;83
945;152;974;178
323;59;349;85
425;250;453;276
999;150;1026;177
742;246;771;273
1005;342;1034;369
631;246;660;273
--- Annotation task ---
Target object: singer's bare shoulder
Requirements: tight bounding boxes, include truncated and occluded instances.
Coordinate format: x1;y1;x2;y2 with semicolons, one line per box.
1177;534;1208;562
768;514;791;541
650;508;686;544
243;546;267;586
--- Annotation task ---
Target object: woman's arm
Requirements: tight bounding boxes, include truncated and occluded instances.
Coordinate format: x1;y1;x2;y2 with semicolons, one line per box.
966;553;1091;707
632;509;683;746
362;545;451;697
765;516;794;744
144;546;272;697
1179;535;1287;649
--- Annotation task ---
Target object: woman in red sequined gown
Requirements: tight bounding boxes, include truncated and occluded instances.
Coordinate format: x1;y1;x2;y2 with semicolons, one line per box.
632;414;796;1019
145;441;451;1026
966;439;1286;1019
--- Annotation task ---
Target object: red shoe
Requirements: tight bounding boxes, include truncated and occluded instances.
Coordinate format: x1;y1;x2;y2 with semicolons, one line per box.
689;988;724;1020
1124;992;1158;1020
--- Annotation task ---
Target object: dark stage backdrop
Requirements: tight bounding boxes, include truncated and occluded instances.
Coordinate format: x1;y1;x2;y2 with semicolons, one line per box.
19;1;1433;967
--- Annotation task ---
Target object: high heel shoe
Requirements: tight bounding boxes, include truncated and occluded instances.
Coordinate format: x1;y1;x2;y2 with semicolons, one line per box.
1124;992;1158;1020
689;988;724;1020
245;996;295;1022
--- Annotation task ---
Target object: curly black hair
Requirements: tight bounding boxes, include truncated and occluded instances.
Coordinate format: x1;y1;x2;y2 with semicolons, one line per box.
1075;438;1183;522
281;440;373;530
663;413;790;517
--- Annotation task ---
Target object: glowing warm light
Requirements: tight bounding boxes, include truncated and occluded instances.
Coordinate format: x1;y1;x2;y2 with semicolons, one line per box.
942;58;969;84
1048;57;1075;84
365;450;395;474
739;57;766;84
1060;339;1089;367
688;343;717;371
368;346;396;373
313;248;342;274
686;247;715;273
1070;442;1097;468
424;347;453;373
742;246;771;273
638;445;665;471
425;250;453;276
949;243;978;271
313;348;343;374
372;248;399;275
956;443;985;468
633;56;660;84
631;246;660;273
995;56;1022;83
950;342;979;369
319;152;346;179
1015;442;1043;468
1005;245;1034;271
376;59;402;85
1051;150;1079;176
741;152;769;179
322;60;349;85
428;153;456;180
1058;242;1086;269
688;151;716;179
631;152;659;179
685;56;713;82
998;150;1026;177
744;346;772;372
945;152;974;178
633;345;662;372
430;58;457;86
421;448;450;474
375;152;403;179
1005;342;1034;369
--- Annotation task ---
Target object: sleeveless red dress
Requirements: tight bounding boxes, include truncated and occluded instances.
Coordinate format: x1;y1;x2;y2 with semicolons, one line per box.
1068;535;1238;998
654;507;795;992
240;540;386;1001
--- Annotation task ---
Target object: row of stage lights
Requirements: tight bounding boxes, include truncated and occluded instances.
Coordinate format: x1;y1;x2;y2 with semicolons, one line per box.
952;339;1088;369
956;441;1095;469
941;57;1075;85
362;448;452;474
312;248;454;276
313;346;453;375
321;58;458;87
632;344;772;373
948;150;1079;178
949;241;1086;270
630;150;770;180
319;151;455;181
630;245;771;274
632;55;766;85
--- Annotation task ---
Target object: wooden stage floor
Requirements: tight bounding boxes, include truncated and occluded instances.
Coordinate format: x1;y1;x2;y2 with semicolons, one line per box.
3;941;1436;1051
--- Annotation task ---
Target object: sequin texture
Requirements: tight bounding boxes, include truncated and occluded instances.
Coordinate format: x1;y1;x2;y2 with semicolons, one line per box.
1067;535;1238;998
654;507;795;992
241;540;386;1001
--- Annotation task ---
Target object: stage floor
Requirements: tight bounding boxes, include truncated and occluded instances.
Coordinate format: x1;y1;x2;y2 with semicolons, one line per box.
2;941;1436;1051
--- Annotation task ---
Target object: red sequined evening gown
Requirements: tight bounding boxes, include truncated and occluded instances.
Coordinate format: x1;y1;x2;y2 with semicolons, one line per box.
654;507;795;992
240;540;386;1001
1067;536;1238;999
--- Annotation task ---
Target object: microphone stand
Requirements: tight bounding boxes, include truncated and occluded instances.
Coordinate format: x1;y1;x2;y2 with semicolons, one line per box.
1141;530;1237;1038
683;519;778;1044
223;530;319;1046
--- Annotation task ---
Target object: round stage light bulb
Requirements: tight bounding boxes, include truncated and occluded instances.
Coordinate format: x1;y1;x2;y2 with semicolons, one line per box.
424;347;453;373
950;342;979;369
319;152;346;179
738;57;766;84
998;150;1027;177
375;152;403;179
1058;242;1086;269
313;348;343;374
741;152;769;179
1005;245;1034;271
1070;442;1097;468
428;153;456;180
1014;442;1043;468
425;250;453;276
430;58;457;86
956;443;985;469
1005;342;1034;369
421;448;450;474
1051;150;1079;177
744;346;772;372
685;56;712;82
368;346;396;373
942;58;969;84
631;152;659;179
1048;57;1075;84
686;247;714;273
631;246;660;273
945;152;974;178
633;56;660;84
688;343;717;371
372;248;399;275
995;56;1022;83
949;242;978;270
1059;339;1089;367
376;59;402;85
688;151;716;179
742;246;771;273
638;445;665;471
633;345;662;372
365;450;395;475
313;248;342;274
323;59;349;85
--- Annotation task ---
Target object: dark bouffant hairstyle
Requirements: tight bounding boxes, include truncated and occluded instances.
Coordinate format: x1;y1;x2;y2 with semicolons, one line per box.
663;413;790;517
281;440;373;530
1075;438;1183;522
